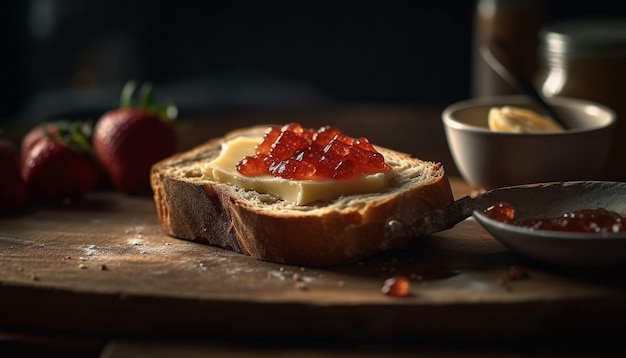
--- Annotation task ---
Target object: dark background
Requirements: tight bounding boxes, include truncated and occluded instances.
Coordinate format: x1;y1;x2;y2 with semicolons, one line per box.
1;0;625;123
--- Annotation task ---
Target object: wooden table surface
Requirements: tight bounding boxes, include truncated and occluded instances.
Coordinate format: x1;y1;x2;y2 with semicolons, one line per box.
1;105;625;357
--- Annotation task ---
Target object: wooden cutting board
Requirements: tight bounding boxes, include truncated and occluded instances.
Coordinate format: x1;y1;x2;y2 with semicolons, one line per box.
2;177;625;341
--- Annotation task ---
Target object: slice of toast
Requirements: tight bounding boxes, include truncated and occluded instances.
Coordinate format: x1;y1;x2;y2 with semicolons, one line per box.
150;125;454;266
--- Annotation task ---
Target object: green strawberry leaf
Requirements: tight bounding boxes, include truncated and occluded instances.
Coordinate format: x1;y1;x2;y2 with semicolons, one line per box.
68;120;94;153
120;81;137;108
158;102;178;122
118;80;178;122
139;82;154;110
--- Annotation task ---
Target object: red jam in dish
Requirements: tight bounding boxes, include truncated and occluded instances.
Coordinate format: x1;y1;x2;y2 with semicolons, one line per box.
484;202;516;223
484;201;626;233
236;122;391;180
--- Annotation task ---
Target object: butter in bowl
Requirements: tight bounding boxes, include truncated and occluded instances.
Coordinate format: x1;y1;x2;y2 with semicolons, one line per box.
441;95;616;191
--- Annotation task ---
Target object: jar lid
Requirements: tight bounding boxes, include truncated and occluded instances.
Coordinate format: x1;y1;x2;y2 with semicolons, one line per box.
542;18;626;56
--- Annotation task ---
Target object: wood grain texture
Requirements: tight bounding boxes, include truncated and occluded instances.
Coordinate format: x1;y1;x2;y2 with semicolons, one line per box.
2;107;625;345
1;178;625;341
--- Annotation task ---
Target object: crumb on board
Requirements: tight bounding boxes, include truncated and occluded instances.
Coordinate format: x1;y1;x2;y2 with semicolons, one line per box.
295;281;308;290
409;273;423;281
508;265;529;280
498;265;530;291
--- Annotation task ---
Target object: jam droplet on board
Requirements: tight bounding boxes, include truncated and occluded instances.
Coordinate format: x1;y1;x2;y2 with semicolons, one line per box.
237;123;391;180
382;275;411;297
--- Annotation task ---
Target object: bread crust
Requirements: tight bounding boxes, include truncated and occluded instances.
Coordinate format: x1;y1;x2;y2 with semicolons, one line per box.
151;125;454;266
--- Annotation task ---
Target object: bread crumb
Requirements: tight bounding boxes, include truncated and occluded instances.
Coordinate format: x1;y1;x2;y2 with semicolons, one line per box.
292;273;301;281
410;273;423;281
79;263;88;269
508;265;529;280
498;265;528;291
183;169;202;178
31;274;40;282
295;281;308;290
99;264;109;271
498;278;513;292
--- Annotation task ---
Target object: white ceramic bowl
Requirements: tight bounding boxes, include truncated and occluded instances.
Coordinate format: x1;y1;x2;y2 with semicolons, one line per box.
442;95;616;190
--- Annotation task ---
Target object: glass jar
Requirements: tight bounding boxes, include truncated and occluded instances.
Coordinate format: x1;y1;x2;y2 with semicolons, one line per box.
472;0;547;97
538;19;626;180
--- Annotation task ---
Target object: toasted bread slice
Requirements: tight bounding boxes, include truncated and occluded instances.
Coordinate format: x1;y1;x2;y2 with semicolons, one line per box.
150;125;454;266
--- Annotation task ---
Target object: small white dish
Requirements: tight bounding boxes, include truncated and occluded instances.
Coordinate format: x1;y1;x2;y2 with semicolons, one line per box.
442;96;616;190
471;181;626;266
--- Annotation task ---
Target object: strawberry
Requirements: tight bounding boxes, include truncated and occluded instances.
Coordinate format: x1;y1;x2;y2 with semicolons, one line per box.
21;123;98;203
0;138;30;213
21;122;59;165
21;120;92;166
93;81;178;194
